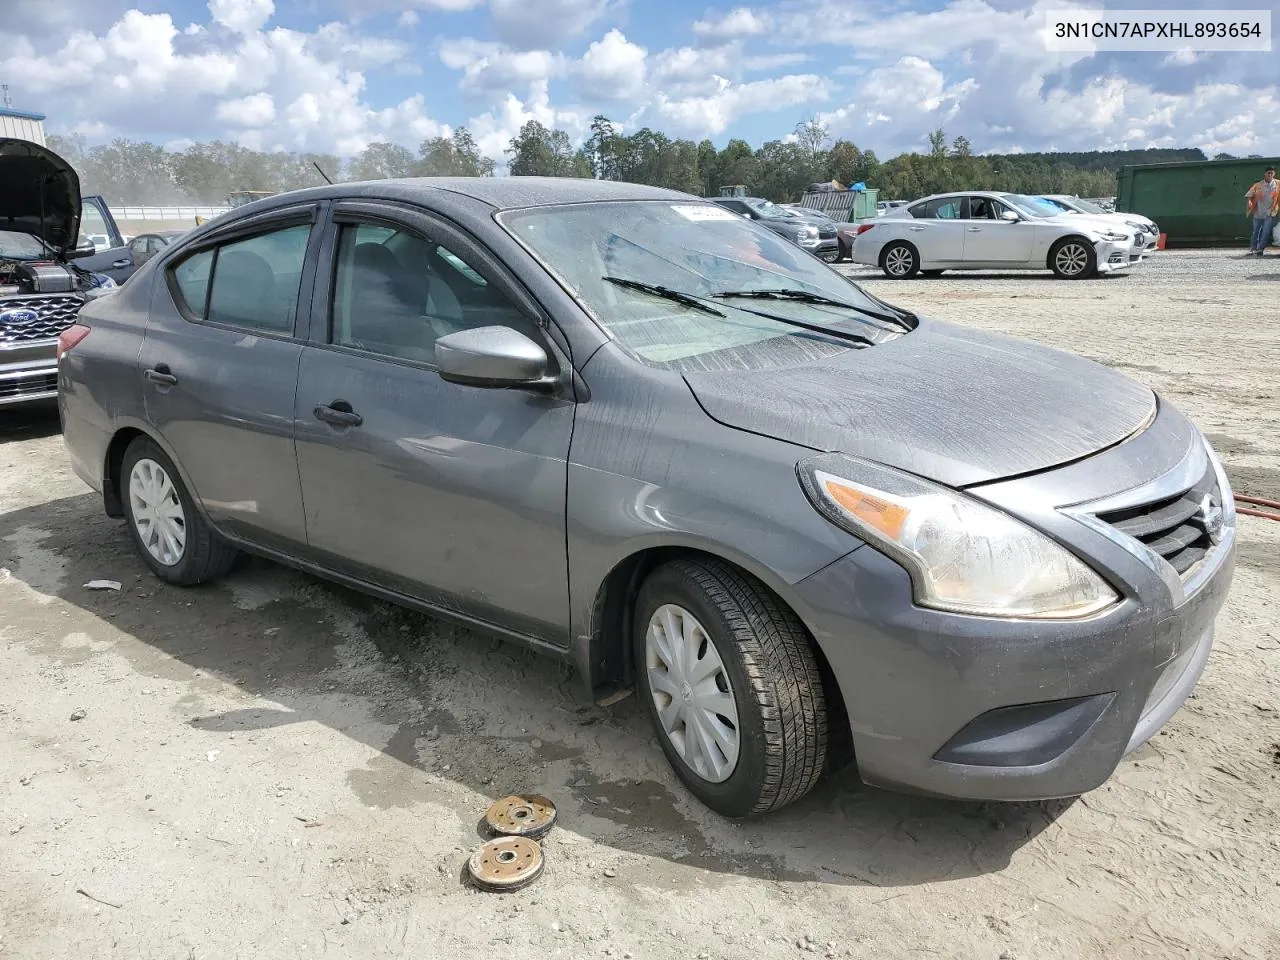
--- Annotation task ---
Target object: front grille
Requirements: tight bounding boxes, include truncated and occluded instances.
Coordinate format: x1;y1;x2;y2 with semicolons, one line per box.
0;371;58;400
0;294;85;345
1094;462;1220;576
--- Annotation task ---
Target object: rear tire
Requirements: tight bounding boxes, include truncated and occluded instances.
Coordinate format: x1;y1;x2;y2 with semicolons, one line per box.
121;436;237;586
880;241;920;278
633;557;828;818
1049;237;1097;279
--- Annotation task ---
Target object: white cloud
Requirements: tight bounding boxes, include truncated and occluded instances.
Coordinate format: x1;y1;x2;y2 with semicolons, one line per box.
440;38;568;94
208;0;274;35
216;92;276;126
465;79;591;166
397;10;420;27
576;29;647;102
652;73;827;137
488;0;610;50
692;7;770;40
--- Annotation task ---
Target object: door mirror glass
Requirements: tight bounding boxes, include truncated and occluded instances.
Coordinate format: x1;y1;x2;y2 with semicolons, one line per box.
1000;210;1021;222
68;236;98;259
435;325;549;387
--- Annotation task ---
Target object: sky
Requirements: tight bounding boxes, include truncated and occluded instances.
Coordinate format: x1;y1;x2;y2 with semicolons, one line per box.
2;0;1278;166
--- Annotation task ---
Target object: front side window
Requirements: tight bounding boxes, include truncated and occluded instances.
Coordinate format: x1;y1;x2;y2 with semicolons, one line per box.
79;203;114;251
500;199;905;371
330;221;533;365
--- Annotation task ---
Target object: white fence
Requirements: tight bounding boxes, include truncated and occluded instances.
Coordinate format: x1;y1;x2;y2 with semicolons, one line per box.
112;205;231;220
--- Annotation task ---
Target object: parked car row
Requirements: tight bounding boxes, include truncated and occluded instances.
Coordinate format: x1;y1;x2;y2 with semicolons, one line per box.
847;191;1155;279
709;196;840;262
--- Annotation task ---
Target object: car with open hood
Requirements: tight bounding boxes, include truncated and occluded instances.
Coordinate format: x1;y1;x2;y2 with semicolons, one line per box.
852;190;1142;279
0;137;118;407
57;177;1234;817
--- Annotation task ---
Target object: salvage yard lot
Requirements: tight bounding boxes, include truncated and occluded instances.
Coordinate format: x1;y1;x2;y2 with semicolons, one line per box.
2;249;1278;959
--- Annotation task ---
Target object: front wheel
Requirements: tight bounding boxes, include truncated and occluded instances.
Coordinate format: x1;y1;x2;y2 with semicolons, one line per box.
881;241;920;278
1049;237;1097;279
633;558;828;818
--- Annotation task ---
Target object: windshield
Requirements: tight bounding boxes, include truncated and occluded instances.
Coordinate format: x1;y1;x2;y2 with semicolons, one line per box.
1070;198;1107;215
746;198;790;219
1001;194;1069;219
499;200;898;370
0;231;51;260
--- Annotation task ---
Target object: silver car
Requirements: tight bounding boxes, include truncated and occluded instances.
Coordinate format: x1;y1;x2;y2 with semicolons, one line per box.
58;178;1234;817
853;191;1139;279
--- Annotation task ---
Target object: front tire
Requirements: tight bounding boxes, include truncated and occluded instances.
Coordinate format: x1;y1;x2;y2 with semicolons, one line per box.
121;436;238;586
1049;237;1097;279
880;241;920;278
633;558;828;818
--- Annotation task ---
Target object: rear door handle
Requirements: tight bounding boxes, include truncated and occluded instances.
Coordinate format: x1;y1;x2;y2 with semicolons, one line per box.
967;227;982;232
144;365;178;387
112;259;131;268
908;225;924;232
313;401;363;428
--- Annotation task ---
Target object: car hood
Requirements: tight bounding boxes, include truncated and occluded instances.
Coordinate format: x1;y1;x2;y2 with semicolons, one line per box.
683;318;1157;488
0;137;81;257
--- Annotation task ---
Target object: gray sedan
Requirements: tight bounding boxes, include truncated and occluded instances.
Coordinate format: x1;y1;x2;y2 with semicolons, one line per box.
57;178;1235;817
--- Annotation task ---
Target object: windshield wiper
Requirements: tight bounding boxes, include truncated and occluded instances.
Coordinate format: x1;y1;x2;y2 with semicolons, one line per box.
603;276;725;316
603;275;875;347
714;288;912;331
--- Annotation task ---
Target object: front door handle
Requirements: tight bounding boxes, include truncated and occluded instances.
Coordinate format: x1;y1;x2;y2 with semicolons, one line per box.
313;400;363;428
967;227;982;232
908;225;924;231
144;365;178;387
112;258;132;268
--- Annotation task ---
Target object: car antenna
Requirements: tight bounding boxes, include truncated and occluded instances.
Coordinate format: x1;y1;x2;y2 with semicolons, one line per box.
313;161;334;185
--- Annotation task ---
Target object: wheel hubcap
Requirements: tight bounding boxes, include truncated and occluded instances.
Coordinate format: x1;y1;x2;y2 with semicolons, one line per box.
1057;244;1088;275
128;458;187;566
886;248;912;275
645;604;741;783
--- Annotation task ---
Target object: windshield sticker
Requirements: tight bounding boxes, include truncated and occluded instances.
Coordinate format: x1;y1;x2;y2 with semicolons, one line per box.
671;204;739;222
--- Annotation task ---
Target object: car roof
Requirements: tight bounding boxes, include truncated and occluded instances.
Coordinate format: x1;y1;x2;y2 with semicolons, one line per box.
236;176;701;215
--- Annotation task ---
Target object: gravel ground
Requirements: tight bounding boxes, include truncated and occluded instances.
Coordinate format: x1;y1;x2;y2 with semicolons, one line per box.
1;249;1278;960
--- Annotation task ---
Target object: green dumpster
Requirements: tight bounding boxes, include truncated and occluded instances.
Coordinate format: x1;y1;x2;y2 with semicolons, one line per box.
1116;156;1280;247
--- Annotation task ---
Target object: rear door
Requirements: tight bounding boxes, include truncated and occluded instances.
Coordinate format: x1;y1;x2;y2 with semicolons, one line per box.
904;197;967;263
138;202;322;553
292;200;576;645
963;195;1036;263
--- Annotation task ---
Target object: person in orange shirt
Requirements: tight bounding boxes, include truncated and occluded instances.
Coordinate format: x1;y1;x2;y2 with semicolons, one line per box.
1245;166;1278;256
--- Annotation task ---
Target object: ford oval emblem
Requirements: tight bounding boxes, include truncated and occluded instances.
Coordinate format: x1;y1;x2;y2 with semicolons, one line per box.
0;308;40;326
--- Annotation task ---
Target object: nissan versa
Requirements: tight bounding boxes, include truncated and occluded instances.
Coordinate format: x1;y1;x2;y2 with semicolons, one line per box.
57;178;1236;818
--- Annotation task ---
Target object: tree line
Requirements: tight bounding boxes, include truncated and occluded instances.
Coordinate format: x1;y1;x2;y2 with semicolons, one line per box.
47;116;1213;207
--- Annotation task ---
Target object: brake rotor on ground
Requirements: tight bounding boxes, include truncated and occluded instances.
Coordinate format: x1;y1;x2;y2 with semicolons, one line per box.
467;836;545;891
484;794;557;839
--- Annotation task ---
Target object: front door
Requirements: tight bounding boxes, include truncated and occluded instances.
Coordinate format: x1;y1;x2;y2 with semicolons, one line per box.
292;204;575;645
139;207;319;551
964;196;1036;263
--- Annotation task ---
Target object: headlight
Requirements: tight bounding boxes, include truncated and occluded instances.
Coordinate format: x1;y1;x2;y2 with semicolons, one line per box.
797;454;1120;619
1100;230;1128;242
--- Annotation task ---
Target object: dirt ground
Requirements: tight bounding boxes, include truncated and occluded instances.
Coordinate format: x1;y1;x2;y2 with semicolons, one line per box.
2;249;1278;960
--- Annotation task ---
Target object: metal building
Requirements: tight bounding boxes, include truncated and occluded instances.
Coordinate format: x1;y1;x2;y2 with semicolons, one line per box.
0;96;46;147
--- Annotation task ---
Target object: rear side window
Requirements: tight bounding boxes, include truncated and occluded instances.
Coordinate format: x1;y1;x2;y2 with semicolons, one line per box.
170;223;312;335
172;249;214;318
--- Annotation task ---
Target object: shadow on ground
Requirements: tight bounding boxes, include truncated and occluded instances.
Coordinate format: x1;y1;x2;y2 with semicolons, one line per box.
2;486;1070;890
0;402;60;444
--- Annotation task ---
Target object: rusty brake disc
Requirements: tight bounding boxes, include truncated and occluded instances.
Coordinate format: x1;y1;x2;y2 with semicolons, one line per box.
467;836;545;892
484;794;557;839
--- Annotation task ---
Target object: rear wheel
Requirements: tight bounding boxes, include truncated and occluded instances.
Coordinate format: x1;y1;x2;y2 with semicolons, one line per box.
1049;237;1097;279
880;241;919;278
121;436;237;585
633;557;828;818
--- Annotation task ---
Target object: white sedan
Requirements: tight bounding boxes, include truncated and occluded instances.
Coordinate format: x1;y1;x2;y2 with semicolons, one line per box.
850;192;1139;279
1037;194;1159;257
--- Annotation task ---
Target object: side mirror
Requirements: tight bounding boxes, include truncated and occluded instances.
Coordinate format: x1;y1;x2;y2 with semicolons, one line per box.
1000;210;1021;222
68;237;98;259
435;325;550;388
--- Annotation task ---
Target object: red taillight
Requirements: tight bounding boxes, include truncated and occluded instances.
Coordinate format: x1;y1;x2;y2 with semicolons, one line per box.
57;324;90;362
856;223;877;235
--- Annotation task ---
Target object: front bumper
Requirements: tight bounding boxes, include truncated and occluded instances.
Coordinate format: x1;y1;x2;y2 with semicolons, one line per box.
799;237;840;259
0;339;59;406
1094;238;1134;273
791;412;1235;801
